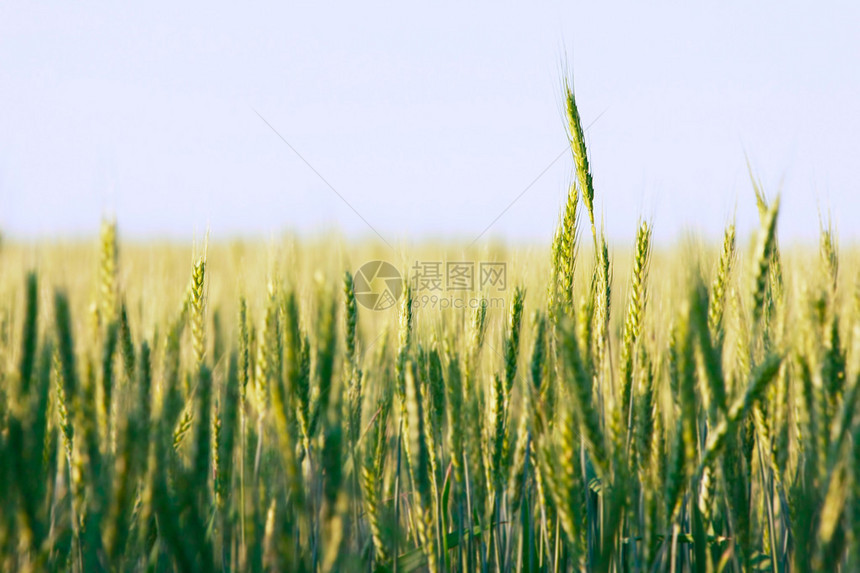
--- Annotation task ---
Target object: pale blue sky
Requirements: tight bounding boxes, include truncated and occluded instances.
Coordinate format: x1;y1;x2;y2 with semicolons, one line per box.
1;2;858;245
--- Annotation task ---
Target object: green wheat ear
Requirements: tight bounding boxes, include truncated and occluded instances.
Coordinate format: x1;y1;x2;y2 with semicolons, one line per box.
750;196;780;333
488;371;506;491
708;223;736;341
216;351;239;508
564;78;597;243
118;299;135;382
362;392;391;565
444;341;465;482
820;218;838;293
395;280;413;399
343;271;363;447
54;290;79;417
551;184;579;318
593;229;612;373
343;270;358;364
619;220;652;425
19;272;39;395
190;256;206;368
560;316;608;480
404;360;437;573
98;217;118;326
504;285;526;394
238;296;251;401
309;287;338;438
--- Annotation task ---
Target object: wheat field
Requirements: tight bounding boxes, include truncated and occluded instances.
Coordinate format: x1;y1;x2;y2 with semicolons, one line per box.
1;83;859;573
